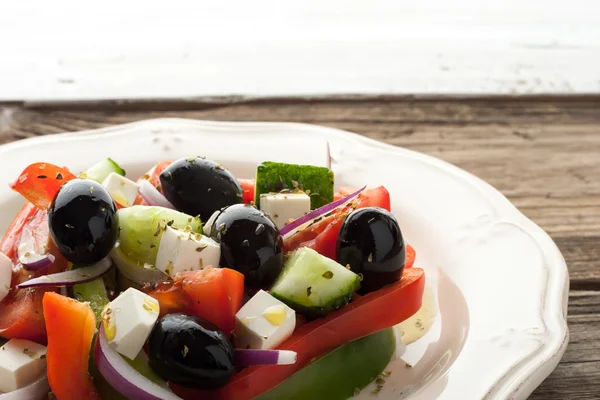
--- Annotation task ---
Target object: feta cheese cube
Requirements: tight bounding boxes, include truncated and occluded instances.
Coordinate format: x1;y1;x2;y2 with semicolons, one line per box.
101;288;160;360
155;226;221;276
101;172;139;207
259;192;311;229
0;253;12;303
234;290;295;350
0;339;47;393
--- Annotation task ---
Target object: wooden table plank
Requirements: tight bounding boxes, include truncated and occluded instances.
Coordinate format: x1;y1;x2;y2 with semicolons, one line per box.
1;98;599;399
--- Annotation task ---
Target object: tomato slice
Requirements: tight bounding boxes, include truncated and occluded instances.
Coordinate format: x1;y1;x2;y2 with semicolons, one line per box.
284;186;392;260
0;203;68;344
43;292;101;400
134;160;173;206
9;163;76;210
406;244;416;268
171;268;425;400
148;268;245;336
238;179;255;205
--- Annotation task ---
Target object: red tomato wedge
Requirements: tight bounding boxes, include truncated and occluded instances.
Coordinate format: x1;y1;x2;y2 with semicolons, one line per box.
284;186;391;260
134;160;173;206
43;292;101;400
9;163;76;210
238;179;255;205
171;268;425;400
148;268;245;335
406;244;416;268
0;203;68;344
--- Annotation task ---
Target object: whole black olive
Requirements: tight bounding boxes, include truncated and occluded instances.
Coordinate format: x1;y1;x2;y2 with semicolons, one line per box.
159;157;243;221
336;207;405;294
148;313;234;389
48;178;118;265
209;203;283;290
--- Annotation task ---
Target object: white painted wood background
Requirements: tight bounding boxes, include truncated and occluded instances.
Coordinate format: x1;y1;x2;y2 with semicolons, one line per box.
0;0;599;101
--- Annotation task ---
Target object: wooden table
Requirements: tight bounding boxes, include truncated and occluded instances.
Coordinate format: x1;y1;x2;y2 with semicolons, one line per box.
1;97;598;399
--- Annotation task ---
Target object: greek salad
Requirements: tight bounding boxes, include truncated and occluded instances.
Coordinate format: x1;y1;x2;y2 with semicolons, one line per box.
0;155;426;400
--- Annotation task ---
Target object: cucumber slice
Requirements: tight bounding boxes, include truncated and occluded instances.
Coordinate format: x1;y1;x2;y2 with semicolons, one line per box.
270;247;360;318
85;158;126;183
255;161;334;209
256;328;396;400
72;278;110;322
117;205;202;266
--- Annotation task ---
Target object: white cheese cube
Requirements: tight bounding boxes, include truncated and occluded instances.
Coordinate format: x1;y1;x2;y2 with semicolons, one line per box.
0;253;12;303
101;287;160;360
234;290;295;350
101;172;139;207
259;192;311;229
0;339;47;393
155;226;221;276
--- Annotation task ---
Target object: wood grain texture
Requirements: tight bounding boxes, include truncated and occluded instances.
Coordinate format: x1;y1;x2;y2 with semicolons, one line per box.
0;97;599;399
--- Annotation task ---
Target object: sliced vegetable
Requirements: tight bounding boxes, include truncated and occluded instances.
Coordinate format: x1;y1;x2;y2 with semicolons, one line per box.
43;292;101;400
279;186;365;238
234;349;297;366
0;288;51;345
0;375;50;400
179;268;244;335
17;257;112;289
134;161;173;206
85;158;126;183
256;328;395;400
171;268;424;400
255;162;334;209
0;202;37;259
9;163;77;210
284;186;391;261
238;178;255;204
110;245;168;286
17;214;55;271
270;247;361;318
406;244;416;268
72;277;110;322
138;180;175;209
117;206;202;267
95;325;181;400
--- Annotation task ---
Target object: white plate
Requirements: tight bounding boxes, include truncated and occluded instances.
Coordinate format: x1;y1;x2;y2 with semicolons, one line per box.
0;119;569;400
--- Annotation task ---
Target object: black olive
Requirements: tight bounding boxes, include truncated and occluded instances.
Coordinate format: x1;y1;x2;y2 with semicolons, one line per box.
336;207;405;294
148;313;234;389
159;157;243;221
209;203;283;290
48;179;118;265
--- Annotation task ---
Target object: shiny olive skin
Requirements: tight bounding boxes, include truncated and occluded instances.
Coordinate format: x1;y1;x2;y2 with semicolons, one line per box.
159;157;244;221
337;207;405;294
148;313;234;389
210;204;283;290
48;178;118;265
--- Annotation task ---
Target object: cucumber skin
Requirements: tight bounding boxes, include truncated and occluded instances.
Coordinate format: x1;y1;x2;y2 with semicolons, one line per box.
255;328;396;400
255;162;334;209
85;158;126;183
271;291;354;319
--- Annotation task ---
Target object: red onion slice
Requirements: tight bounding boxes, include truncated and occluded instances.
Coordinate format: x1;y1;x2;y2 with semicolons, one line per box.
138;180;174;209
17;229;54;272
0;375;49;400
279;186;366;238
95;325;181;400
235;349;297;366
16;257;112;289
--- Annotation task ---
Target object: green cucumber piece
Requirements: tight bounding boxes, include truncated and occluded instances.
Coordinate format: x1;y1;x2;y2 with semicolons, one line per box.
117;205;202;266
256;328;396;400
270;247;360;318
72;278;110;322
255;161;334;209
85;158;126;183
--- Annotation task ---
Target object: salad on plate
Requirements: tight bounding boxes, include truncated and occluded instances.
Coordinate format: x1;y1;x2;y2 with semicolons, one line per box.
0;153;428;400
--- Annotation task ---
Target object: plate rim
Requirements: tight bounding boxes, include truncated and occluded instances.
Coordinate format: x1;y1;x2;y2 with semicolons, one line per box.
0;117;569;399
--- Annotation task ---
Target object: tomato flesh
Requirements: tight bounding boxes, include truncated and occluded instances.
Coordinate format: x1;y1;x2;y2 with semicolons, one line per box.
148;268;245;336
238;179;255;205
171;268;425;400
9;163;76;210
134;160;173;206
